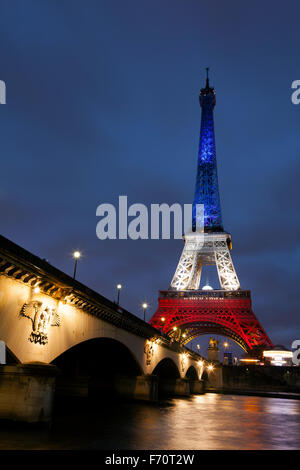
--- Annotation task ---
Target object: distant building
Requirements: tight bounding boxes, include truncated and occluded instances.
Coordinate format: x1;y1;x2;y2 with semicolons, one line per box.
239;358;260;366
223;352;233;365
263;345;293;366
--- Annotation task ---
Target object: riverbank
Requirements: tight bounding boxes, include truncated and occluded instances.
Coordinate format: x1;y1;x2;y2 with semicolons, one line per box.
207;388;300;400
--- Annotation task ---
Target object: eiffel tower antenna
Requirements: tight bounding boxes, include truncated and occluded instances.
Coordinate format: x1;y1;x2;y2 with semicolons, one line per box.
206;67;210;87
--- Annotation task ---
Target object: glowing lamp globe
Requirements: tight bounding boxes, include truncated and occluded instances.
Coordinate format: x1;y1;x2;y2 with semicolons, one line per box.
202;285;213;291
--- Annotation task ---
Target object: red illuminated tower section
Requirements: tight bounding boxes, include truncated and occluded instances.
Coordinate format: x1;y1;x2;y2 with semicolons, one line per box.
149;71;273;354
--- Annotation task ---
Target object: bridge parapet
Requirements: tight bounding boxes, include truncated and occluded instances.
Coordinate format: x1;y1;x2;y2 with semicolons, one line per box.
0;234;204;365
0;235;159;339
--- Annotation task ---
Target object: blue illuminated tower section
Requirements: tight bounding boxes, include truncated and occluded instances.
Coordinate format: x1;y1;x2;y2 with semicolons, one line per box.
193;70;223;232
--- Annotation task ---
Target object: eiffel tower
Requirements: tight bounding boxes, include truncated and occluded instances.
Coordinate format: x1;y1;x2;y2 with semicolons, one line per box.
149;70;273;354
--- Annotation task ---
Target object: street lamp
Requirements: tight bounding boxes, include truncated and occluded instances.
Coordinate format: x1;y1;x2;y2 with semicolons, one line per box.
73;251;81;279
197;344;200;351
159;316;165;334
142;303;148;322
117;284;122;305
223;341;229;349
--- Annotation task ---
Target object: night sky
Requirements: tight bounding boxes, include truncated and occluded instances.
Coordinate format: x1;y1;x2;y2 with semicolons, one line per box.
0;1;299;356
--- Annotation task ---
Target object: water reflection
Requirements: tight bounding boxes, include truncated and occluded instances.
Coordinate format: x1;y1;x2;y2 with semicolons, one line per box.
0;394;299;450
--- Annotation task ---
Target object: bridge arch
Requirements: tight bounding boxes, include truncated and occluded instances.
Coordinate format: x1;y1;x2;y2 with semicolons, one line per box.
152;357;180;379
52;337;144;400
52;337;143;376
201;370;209;388
185;365;198;380
152;357;181;398
5;345;21;364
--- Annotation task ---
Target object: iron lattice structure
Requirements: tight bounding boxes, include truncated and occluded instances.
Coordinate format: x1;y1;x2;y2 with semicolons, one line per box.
149;71;273;354
150;291;273;352
170;232;240;291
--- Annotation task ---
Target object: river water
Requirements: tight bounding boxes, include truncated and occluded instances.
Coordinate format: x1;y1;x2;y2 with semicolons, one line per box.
0;394;299;450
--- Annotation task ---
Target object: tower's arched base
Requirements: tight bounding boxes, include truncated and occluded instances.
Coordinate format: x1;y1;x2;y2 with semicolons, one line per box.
149;290;273;355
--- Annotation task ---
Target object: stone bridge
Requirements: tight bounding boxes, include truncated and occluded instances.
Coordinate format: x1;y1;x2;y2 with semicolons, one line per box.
0;235;219;423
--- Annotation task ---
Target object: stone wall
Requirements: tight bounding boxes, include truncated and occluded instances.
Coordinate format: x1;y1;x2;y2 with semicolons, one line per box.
0;363;58;423
222;365;300;392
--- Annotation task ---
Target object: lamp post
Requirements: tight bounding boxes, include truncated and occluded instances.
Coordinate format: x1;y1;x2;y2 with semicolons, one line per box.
117;284;122;305
142;303;148;322
73;251;81;279
223;341;229;365
159;316;165;334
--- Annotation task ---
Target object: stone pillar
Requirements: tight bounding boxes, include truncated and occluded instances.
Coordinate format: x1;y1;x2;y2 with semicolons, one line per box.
189;379;204;394
158;378;176;396
207;365;223;390
134;375;158;401
0;363;58;423
174;378;191;396
156;377;191;397
114;374;158;402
